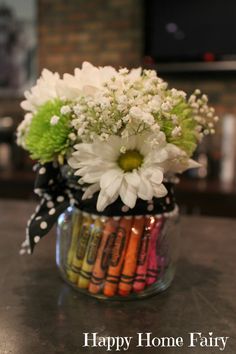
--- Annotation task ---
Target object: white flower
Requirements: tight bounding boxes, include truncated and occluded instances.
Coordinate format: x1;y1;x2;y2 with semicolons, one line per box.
129;107;143;119
21;62;119;116
119;68;129;75
21;69;62;113
126;67;142;82
68;132;197;212
147;95;162;112
160;144;200;174
50;115;60;125
60;105;71;115
16;113;33;147
60;61;118;99
171;126;182;137
69;133;77;141
161;102;172;112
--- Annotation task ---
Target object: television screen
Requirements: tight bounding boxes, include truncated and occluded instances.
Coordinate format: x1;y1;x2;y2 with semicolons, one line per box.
145;0;236;63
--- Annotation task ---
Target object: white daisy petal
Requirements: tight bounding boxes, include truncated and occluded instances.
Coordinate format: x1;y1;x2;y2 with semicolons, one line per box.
149;168;164;185
73;143;96;157
96;169;124;211
138;176;153;200
100;169;122;189
124;135;137;151
120;181;137;209
124;170;140;188
187;159;201;169
82;183;100;199
81;170;105;183
97;190;110;211
152;183;168;198
101;174;123;201
94;138;120;160
149;149;169;164
68;156;81;169
97;186;120;212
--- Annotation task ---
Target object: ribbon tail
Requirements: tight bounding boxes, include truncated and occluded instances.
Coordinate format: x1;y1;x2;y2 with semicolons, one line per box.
21;195;69;254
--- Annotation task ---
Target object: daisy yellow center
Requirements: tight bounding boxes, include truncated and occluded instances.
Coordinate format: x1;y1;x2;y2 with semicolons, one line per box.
118;150;143;172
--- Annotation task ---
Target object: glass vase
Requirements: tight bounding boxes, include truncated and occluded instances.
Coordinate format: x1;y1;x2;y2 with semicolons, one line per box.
56;205;179;300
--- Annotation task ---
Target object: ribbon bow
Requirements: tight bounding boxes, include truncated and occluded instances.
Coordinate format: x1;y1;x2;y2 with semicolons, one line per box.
20;162;82;254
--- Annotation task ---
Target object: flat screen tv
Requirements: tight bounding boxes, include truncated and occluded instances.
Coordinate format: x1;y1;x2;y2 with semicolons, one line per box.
145;0;236;71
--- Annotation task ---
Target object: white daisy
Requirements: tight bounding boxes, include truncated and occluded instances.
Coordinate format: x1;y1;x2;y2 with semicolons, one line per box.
159;144;200;174
68;132;197;212
20;62;118;114
21;69;62;113
59;61;118;99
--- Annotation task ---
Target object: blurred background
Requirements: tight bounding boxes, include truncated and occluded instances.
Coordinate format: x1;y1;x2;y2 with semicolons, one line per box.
0;0;236;217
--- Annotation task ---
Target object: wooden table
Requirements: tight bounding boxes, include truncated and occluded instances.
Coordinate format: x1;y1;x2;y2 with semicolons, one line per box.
0;200;235;353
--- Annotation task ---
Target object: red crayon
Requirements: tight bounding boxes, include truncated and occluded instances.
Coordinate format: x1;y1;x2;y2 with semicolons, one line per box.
146;216;164;286
133;215;156;292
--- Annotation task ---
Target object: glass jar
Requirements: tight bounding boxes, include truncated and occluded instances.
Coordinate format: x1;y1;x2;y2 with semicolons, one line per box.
56;205;179;300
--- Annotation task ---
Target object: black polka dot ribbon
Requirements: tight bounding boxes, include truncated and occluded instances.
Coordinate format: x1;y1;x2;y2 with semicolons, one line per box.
20;162;176;254
20;163;75;254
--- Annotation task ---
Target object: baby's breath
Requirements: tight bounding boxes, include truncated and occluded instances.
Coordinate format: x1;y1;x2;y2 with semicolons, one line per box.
17;64;218;162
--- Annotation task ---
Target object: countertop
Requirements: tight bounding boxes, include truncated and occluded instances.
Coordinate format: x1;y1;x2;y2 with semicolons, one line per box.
0;200;235;354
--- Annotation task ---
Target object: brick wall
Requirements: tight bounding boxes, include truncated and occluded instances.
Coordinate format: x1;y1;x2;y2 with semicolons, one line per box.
38;0;143;74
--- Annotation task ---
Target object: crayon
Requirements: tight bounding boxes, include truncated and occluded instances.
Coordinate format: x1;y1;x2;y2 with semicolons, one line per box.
133;215;156;293
88;218;118;294
103;216;133;297
66;210;82;282
157;219;172;278
68;213;93;283
146;217;164;286
77;217;105;289
118;216;145;296
66;210;81;265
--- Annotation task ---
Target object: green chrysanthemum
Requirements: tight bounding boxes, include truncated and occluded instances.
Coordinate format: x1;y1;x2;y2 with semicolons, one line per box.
25;100;72;163
156;98;198;156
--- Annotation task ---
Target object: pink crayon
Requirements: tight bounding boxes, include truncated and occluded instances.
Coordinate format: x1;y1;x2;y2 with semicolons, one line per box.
146;216;164;286
133;216;156;292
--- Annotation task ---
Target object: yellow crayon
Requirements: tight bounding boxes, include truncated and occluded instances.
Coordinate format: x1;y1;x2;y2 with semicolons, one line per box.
66;210;82;282
68;213;93;283
78;217;105;289
66;210;82;266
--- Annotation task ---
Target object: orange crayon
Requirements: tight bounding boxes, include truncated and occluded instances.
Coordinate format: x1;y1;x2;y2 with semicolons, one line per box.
133;216;156;292
88;218;118;294
118;216;145;296
103;217;133;297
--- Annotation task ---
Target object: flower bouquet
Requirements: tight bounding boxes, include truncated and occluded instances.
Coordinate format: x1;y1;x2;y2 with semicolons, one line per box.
17;62;217;299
